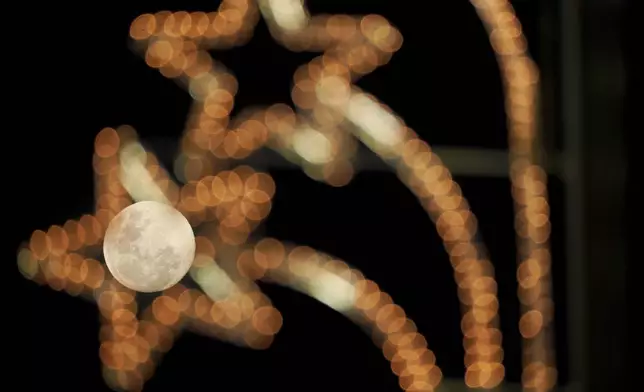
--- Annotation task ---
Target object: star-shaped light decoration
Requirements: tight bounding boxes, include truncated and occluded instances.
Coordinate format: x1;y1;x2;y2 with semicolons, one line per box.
19;1;440;390
20;123;443;391
129;1;504;387
20;0;555;390
127;1;443;388
20;124;284;391
131;1;505;386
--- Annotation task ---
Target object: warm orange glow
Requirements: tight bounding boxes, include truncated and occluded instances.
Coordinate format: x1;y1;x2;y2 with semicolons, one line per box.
472;1;556;389
19;0;554;391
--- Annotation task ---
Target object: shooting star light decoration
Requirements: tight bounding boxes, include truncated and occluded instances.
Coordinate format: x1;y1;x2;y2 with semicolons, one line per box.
18;0;555;391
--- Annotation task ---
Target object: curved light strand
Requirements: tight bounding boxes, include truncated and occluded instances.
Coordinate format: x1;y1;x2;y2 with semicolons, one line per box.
259;1;504;387
239;239;443;391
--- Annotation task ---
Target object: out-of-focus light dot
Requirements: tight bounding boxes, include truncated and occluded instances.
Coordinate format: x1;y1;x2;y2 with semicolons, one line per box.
98;289;135;315
391;331;426;351
95;209;115;232
100;342;124;370
254;238;285;270
195;176;217;207
465;362;505;389
195;236;216;257
246;173;275;199
287;246;318;275
404;362;442;388
244;331;274;350
111;308;139;339
17;248;39;279
227;171;245;195
171;288;193;314
237;294;256;319
517;260;541;291
237;249;266;279
93;153;116;175
152;296;180;326
130;14;157;40
84;259;105;289
116;369;144;392
95;127;121;158
64;253;88;284
184;156;206;181
251;306;283;335
208;301;225;324
154;322;176;353
29;230;50;260
220;302;243;328
46;254;65;278
518;284;541;306
519;310;543;338
79;215;102;245
47;225;69;256
115;125;138;144
193;294;211;321
138;321;160;349
218;222;251;245
376;304;406;334
63;220;86;251
129;335;151;364
364;292;393;320
162;284;187;304
522;362;557;389
354;279;381;310
323;160;354;187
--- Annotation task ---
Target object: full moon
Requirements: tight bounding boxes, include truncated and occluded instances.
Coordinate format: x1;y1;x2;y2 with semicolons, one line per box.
103;201;196;293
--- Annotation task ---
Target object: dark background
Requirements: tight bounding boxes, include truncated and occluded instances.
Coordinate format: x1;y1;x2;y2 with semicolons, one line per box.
14;0;631;391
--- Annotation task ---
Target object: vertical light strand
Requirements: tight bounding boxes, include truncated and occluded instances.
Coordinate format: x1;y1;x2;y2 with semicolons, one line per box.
470;1;557;390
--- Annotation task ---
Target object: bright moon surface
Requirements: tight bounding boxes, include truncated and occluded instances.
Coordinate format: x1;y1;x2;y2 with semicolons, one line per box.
103;201;196;293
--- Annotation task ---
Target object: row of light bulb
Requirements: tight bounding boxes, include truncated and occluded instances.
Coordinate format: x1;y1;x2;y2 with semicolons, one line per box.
19;0;555;390
133;1;503;386
20;123;442;391
472;0;556;389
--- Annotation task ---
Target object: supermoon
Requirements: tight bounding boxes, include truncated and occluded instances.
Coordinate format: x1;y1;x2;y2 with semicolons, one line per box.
103;201;196;293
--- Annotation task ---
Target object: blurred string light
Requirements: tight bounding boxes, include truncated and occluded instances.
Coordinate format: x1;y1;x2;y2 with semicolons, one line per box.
20;124;440;391
129;0;505;388
260;0;555;389
244;240;443;391
20;125;282;391
121;128;443;391
128;0;358;187
470;1;556;390
17;0;554;391
263;3;504;387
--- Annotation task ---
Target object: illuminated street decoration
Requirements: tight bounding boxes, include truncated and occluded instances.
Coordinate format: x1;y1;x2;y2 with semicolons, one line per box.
19;1;554;391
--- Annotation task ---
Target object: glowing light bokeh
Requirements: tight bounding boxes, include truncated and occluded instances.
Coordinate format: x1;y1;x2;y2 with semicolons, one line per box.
19;1;554;391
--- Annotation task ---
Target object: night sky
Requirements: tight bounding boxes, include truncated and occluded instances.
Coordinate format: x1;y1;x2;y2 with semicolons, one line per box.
17;1;568;391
